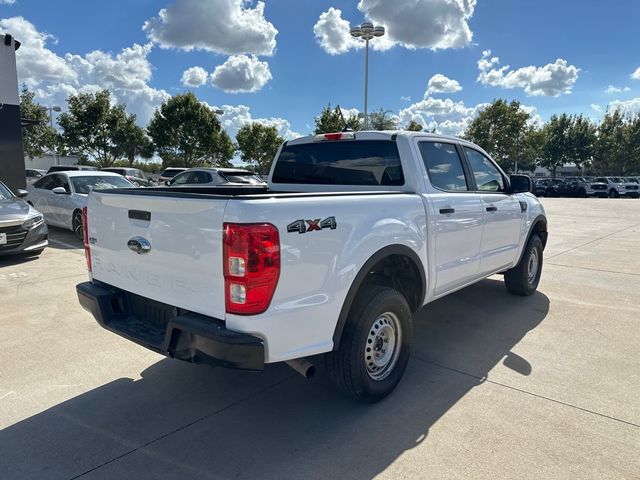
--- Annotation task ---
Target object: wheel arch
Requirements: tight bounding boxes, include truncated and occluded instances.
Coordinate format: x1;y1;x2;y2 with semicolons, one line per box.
332;244;426;350
515;215;547;266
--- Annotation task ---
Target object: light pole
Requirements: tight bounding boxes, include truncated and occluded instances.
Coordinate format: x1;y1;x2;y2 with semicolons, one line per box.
350;21;385;129
39;105;61;165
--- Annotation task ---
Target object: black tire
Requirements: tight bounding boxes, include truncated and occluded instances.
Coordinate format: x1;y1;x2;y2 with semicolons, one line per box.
504;234;543;296
579;188;587;198
326;286;412;403
609;189;618;198
72;209;84;242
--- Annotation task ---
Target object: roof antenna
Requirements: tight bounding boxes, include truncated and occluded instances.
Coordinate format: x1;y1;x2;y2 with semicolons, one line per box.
336;105;353;132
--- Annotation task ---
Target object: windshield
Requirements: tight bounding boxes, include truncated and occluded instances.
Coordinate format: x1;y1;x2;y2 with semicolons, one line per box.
70;175;133;194
272;140;404;185
220;172;264;185
611;177;624;182
0;182;14;199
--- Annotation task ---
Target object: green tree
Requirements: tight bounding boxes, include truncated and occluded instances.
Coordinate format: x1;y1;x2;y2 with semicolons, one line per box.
540;113;572;177
624;114;640;174
463;99;531;169
19;86;58;159
236;122;284;174
405;119;423;131
112;113;154;166
566;114;596;170
314;104;361;133
148;92;233;168
368;108;398;130
593;110;626;175
57;90;128;167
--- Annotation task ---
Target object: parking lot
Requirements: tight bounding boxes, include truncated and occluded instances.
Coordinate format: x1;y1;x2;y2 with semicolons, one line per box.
1;197;638;479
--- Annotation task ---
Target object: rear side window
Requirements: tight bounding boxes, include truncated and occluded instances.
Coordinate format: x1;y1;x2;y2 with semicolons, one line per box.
272;140;404;186
419;142;468;192
33;175;56;190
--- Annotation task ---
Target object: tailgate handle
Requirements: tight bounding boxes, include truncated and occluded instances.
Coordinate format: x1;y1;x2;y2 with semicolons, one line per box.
129;210;151;221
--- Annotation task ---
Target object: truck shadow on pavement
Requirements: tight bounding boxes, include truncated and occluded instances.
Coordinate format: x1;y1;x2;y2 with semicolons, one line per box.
0;278;549;480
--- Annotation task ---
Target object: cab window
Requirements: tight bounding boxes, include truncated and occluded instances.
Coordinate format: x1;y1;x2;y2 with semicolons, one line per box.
464;148;505;192
418;142;469;191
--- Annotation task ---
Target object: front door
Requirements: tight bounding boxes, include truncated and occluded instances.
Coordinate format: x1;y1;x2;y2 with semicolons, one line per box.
462;147;523;274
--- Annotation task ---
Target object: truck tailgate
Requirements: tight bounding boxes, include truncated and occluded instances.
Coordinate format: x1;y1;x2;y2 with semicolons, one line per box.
86;192;228;320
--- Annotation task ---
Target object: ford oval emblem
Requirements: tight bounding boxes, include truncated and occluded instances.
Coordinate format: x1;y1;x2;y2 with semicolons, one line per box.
127;236;151;255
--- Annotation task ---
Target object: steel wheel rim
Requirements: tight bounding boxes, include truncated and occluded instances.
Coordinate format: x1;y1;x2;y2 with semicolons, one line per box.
73;212;83;240
527;248;539;285
364;312;402;381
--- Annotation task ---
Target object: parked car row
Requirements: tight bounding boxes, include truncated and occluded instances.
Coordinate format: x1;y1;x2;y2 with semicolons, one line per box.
533;176;640;198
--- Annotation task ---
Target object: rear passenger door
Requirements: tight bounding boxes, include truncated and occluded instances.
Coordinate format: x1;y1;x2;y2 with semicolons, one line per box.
417;141;484;296
462;147;523;275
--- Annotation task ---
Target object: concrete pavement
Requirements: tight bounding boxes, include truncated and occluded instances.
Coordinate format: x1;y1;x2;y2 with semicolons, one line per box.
0;199;638;479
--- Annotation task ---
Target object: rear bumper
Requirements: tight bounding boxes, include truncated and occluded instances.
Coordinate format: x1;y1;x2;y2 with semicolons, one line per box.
76;281;264;371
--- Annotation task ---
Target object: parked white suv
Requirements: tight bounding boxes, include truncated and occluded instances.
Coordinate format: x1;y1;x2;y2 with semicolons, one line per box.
599;177;640;198
76;131;547;402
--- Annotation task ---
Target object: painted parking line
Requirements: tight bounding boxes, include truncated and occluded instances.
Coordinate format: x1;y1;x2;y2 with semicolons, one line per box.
48;238;83;250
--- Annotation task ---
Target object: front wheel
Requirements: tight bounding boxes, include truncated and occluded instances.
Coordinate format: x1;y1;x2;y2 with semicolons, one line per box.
609;189;618;198
326;286;412;403
504;234;543;296
72;209;84;242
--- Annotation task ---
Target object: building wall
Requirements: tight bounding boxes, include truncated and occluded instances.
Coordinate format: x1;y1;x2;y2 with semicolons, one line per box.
0;34;25;192
25;155;80;171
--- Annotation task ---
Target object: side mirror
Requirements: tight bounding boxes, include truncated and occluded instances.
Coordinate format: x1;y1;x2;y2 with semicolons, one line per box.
509;174;531;194
16;189;28;198
165;180;172;186
52;186;69;195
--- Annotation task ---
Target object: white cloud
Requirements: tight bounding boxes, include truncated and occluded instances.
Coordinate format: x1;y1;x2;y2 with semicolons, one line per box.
313;7;361;55
605;85;630;94
591;104;602;112
1;17;169;125
358;0;476;50
314;0;476;55
609;97;640;117
1;0;16;4
631;67;640;80
399;96;484;136
143;0;277;56
426;74;462;95
338;106;360;119
210;54;271;93
181;66;208;87
477;50;579;97
401;95;412;102
0;16;77;87
212;104;300;140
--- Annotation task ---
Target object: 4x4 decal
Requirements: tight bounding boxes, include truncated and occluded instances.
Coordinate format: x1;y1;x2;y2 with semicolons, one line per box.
287;216;337;234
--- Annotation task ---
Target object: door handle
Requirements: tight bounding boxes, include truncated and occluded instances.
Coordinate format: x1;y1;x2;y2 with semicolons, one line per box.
439;208;455;214
486;206;497;212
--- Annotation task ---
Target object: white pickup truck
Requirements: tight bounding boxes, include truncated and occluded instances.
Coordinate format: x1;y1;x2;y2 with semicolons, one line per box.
76;131;547;402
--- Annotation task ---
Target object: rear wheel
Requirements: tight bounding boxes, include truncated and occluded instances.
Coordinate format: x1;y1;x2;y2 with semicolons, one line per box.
72;209;84;241
504;234;543;296
326;286;412;402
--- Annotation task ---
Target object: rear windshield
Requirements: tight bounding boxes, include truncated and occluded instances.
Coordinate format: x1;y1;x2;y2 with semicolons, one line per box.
272;140;404;186
220;172;265;185
71;175;133;194
161;169;184;178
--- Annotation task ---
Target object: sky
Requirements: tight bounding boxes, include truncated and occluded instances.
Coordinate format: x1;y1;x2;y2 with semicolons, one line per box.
1;0;640;140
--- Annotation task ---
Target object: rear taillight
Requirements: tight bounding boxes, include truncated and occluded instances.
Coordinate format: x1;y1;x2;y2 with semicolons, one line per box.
82;206;91;272
223;223;280;315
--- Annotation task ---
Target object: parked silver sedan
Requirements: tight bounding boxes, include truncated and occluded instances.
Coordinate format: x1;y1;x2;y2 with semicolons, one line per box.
165;168;266;187
26;171;135;240
0;180;48;257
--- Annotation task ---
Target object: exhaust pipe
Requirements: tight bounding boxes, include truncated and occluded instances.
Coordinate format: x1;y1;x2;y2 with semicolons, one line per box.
286;358;315;379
